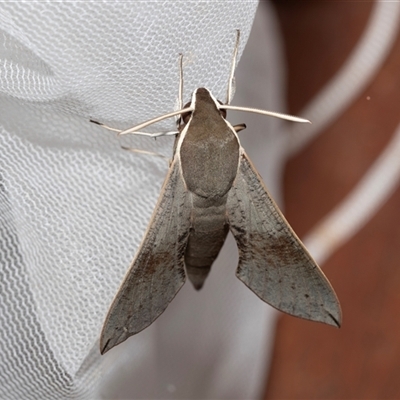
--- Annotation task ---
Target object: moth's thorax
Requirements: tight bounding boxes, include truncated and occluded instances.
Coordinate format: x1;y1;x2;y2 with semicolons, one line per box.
179;88;240;198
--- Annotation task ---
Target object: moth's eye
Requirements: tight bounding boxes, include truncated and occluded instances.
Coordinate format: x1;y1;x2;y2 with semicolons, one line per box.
180;101;192;125
217;100;227;119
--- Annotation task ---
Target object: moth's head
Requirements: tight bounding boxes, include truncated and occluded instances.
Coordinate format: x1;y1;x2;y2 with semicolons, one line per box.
177;88;227;131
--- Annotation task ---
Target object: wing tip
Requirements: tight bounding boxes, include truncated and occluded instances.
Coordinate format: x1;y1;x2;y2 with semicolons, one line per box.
327;310;342;328
100;338;111;355
100;327;131;355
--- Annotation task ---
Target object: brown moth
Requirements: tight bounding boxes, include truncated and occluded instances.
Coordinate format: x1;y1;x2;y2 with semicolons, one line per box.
96;31;341;355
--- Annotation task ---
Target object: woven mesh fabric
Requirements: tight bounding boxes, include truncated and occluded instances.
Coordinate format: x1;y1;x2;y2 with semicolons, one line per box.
0;2;288;399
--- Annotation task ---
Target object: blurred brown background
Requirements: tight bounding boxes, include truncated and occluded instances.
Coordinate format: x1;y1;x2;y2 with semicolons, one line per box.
264;1;400;399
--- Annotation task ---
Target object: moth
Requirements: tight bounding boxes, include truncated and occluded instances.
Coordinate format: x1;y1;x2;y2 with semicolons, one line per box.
95;31;341;355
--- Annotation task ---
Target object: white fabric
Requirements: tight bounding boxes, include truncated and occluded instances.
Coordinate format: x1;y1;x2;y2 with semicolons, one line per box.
0;2;291;399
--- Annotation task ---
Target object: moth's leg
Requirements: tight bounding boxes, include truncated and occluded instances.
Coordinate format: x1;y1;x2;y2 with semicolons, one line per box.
120;145;170;161
90;119;121;133
91;119;172;160
233;123;246;133
226;29;240;105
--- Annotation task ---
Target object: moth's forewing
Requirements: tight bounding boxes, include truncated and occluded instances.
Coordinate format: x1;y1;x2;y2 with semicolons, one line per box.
227;151;342;327
100;159;191;354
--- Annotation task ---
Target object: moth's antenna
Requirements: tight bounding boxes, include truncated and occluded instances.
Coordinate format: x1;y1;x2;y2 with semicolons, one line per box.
226;29;240;105
90;119;180;137
178;53;184;111
118;108;192;136
219;105;311;124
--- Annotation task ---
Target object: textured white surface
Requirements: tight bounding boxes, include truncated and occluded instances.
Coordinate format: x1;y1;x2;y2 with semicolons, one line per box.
0;2;291;399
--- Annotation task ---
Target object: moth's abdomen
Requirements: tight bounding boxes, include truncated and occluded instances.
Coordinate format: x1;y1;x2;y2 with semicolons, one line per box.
184;193;229;290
